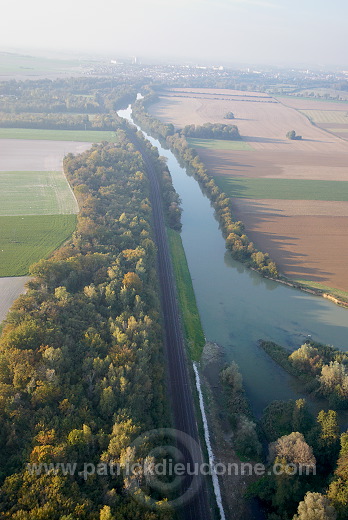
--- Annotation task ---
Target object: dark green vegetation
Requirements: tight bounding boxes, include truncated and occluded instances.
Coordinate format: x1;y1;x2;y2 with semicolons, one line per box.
248;398;348;520
167;228;205;360
260;340;348;409
182;122;240;140
214;177;348;201
0;215;77;276
0;132;177;519
187;137;253;151
132;94;278;278
220;362;261;459
245;340;348;519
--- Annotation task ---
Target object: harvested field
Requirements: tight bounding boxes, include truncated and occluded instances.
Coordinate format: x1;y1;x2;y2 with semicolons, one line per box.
232;202;348;292
299;110;348;125
232;198;348;217
0;276;30;322
215;177;348;201
197;149;348;181
297;109;348;140
149;89;348;154
149;89;348;293
0;139;91;171
0;171;78;216
277;97;348;111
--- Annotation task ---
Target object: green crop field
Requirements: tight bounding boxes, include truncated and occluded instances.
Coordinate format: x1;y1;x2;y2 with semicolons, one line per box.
0;214;76;276
187;137;253;151
0;128;118;142
299;110;348;125
167;228;205;360
0;171;78;216
215;177;348;200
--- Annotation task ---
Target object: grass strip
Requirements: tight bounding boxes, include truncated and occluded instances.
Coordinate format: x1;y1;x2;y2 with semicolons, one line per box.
167;228;205;361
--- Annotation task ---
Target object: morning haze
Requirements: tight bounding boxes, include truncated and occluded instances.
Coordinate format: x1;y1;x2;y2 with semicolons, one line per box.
1;0;347;67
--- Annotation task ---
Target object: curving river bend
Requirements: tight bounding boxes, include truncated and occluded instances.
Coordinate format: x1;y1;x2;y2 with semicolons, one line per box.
118;103;348;420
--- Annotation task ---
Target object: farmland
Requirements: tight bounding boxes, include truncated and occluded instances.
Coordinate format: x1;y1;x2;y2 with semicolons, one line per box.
215;177;348;201
149;88;348;293
0;214;76;276
0;139;90;279
0;171;78;215
0;128;117;142
187;137;253;151
0;139;91;171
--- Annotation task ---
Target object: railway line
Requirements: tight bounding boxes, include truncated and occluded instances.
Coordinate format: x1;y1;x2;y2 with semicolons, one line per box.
130;133;214;520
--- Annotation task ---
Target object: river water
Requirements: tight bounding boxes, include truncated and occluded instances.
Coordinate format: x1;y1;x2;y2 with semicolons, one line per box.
118;104;348;419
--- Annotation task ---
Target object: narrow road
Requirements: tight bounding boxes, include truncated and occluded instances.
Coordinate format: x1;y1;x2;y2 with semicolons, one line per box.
130;133;214;520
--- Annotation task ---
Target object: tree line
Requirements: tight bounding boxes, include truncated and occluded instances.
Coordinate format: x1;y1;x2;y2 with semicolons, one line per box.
0;112;121;131
0;78;138;114
131;94;278;278
0;128;177;519
182;122;240;140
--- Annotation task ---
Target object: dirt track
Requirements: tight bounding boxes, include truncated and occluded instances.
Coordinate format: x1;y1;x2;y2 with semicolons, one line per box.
0;276;30;322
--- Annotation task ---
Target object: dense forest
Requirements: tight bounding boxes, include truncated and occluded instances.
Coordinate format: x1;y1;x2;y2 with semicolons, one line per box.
0;78;138;114
248;397;348;520
0;127;179;519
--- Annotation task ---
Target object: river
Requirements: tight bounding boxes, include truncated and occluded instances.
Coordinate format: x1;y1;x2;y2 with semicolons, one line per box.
118;104;348;420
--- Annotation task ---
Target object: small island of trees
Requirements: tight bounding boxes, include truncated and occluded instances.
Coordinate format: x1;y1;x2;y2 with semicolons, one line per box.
286;130;302;140
224;111;235;119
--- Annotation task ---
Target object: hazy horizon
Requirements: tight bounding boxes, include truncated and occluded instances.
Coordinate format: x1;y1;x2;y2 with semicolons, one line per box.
1;0;347;68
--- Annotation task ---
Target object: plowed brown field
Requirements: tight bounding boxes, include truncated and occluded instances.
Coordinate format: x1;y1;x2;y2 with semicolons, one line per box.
149;89;348;292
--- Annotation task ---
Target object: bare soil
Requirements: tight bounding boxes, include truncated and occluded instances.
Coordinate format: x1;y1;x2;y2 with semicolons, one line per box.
0;139;91;171
0;276;30;322
232;204;348;292
197;149;348;181
149;89;348;293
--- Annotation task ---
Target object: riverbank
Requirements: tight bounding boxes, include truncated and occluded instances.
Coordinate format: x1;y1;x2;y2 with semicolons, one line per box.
167;227;205;360
201;342;263;520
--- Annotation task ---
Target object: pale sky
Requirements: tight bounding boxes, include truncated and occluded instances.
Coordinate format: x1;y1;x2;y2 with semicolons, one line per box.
1;0;347;67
